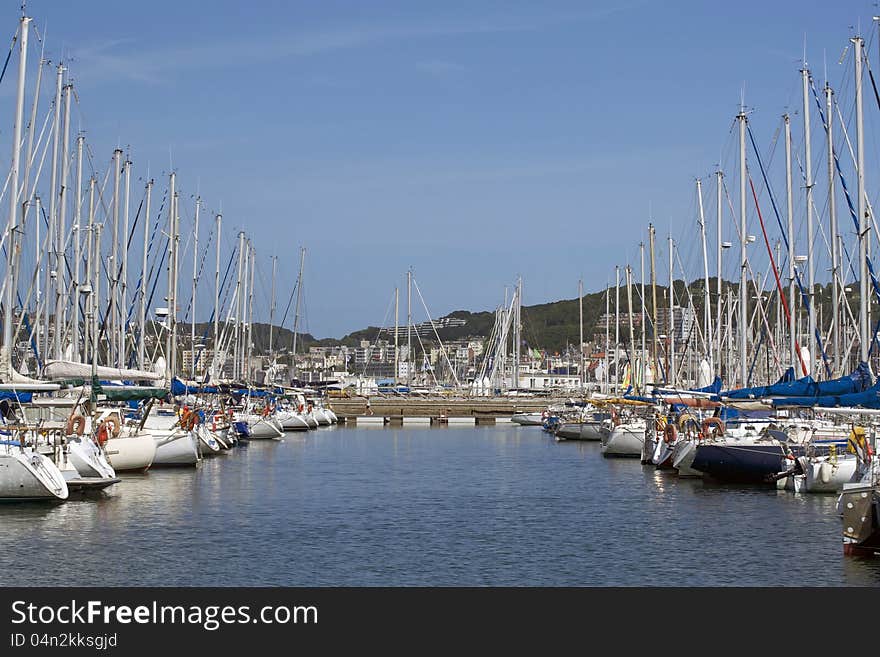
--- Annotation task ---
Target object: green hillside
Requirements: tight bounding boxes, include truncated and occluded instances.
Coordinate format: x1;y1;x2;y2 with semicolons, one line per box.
182;278;848;356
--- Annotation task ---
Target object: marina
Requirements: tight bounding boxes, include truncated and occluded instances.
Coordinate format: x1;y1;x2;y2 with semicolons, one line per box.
3;1;880;591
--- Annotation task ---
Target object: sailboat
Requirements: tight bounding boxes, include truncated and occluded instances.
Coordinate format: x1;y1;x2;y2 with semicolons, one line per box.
0;17;68;502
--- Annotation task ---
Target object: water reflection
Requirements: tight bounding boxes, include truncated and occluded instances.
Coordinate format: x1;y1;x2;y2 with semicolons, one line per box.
0;425;876;586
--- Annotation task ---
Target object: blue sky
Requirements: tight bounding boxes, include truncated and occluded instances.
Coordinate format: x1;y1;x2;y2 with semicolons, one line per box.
4;1;880;338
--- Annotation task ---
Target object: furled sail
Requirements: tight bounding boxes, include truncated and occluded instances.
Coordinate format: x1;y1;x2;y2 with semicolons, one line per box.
42;360;161;382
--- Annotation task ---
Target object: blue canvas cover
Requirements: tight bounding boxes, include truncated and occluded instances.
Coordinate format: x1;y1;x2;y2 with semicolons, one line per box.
724;362;872;399
771;377;880;409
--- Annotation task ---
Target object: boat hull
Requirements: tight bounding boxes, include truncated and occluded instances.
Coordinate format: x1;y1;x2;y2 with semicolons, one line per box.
690;442;786;484
67;437;116;479
275;411;310;432
671;440;701;477
651;438;676;469
151;431;200;466
556;421;603;441
801;456;859;493
839;484;880;556
103;434;156;472
511;413;544;426
601;424;644;458
246;417;284;439
0;447;69;500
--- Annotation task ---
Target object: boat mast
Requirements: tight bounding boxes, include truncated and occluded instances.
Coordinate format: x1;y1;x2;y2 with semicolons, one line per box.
191;196;200;381
775;240;782;361
737;108;748;387
604;282;610;393
291;246;305;379
854;35;869;366
42;63;62;363
578;278;584;390
109;147;122;366
91;224;101;388
268;255;276;359
71;134;84;361
625;265;637;394
394;287;399;384
119;156;131;366
54;82;71;361
826;83;840;375
233;231;244;380
640;241;646;389
138;179;152;371
716;170;724;374
512;277;520;389
2;16;29;375
21;42;43;237
784;114;798;373
213;213;221;378
697;179;712;373
726;286;733;381
407;268;412;387
23;52;43;369
240;237;250;380
614;265;620;390
165;172;177;380
85;180;95;362
247;242;255;382
802;65;816;375
669;235;675;386
649;224;658;387
514;277;521;390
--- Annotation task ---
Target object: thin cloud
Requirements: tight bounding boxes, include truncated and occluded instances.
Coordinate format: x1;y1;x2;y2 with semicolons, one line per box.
68;5;641;85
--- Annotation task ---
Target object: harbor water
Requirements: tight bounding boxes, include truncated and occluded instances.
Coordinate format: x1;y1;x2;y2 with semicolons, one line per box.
2;424;880;586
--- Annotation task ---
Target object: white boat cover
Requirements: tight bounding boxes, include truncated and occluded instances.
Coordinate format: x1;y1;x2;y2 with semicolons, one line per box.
42;360;161;382
0;346;61;390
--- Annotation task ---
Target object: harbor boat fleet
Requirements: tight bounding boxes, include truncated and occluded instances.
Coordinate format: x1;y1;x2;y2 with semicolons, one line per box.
2;6;880;565
0;12;340;504
521;16;880;558
535;377;879;555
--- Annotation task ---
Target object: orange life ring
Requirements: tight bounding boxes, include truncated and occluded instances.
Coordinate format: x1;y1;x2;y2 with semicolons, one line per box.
65;413;86;436
611;408;621;426
262;405;271;417
701;417;725;439
664;423;678;443
102;415;121;438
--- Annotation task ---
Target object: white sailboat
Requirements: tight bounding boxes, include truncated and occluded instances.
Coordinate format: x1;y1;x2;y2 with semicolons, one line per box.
0;18;68;502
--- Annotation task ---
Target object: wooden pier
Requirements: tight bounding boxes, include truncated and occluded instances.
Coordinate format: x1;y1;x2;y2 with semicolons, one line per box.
327;396;567;426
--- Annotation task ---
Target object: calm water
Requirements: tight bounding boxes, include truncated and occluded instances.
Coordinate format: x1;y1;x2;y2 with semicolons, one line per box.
2;424;879;586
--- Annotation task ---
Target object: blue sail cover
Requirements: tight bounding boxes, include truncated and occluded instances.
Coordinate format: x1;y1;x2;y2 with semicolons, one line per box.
724;362;872;399
171;378;220;396
0;391;32;402
622;395;656;403
771;377;880;409
777;366;796;383
696;376;723;395
234;388;269;397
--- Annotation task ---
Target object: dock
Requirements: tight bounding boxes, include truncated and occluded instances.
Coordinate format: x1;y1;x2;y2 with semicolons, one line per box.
326;396;568;426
